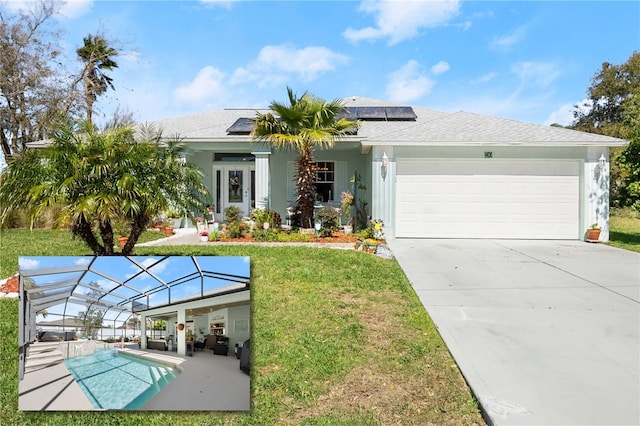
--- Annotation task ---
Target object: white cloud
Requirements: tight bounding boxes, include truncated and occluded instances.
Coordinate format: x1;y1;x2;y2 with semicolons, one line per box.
490;26;527;50
544;99;590;126
431;61;450;75
57;0;93;19
230;44;349;87
19;258;40;271
458;20;472;31
472;72;498;84
199;0;238;9
344;0;461;45
386;60;435;103
119;50;142;64
173;66;228;104
7;0;95;19
75;258;91;266
511;61;560;88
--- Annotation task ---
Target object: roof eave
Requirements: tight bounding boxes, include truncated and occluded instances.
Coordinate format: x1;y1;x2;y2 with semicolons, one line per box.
360;140;629;147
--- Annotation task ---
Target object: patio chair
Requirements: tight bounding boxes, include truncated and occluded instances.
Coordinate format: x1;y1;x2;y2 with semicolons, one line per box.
204;335;216;352
239;339;250;374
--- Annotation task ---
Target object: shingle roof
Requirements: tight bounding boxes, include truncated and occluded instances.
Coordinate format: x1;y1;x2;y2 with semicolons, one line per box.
362;110;627;146
144;96;627;147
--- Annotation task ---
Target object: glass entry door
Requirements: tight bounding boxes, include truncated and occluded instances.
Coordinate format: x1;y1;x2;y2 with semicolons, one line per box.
224;167;253;218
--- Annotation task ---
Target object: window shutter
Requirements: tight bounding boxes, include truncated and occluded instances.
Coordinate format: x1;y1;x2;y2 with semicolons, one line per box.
335;161;348;198
287;161;296;202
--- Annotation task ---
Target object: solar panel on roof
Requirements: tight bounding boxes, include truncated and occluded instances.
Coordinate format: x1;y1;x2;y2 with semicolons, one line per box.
338;108;358;121
356;106;387;119
226;117;255;134
385;106;417;120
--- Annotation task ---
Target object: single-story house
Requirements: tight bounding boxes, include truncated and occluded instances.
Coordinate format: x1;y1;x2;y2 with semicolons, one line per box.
150;96;626;242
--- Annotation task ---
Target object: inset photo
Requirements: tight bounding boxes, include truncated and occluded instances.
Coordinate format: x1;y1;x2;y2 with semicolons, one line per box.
17;256;250;411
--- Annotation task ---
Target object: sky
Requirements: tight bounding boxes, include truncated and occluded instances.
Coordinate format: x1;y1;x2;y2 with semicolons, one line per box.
5;0;640;128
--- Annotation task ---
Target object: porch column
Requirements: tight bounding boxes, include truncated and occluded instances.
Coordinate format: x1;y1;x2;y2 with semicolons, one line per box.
140;314;147;349
584;147;610;242
371;146;395;239
176;308;186;356
252;149;271;209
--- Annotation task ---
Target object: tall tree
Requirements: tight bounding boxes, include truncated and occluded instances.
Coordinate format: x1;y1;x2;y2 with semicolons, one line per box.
252;87;357;227
572;51;640;208
0;120;209;255
76;34;118;124
77;285;105;339
573;51;640;138
0;0;79;158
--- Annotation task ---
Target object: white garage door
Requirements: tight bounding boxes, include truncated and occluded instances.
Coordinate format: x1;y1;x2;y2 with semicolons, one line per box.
395;160;580;239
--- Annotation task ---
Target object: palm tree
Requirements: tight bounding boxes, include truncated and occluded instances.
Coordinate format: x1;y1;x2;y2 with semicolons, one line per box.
252;88;357;228
0;120;208;255
76;34;118;124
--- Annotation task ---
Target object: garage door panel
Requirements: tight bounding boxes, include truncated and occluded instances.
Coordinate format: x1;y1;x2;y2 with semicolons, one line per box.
396;161;580;239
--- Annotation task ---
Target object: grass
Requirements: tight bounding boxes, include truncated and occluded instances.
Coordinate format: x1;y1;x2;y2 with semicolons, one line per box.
0;230;483;425
609;208;640;253
0;229;166;278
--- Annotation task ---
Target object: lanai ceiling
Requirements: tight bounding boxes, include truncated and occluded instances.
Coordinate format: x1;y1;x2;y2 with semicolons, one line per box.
19;256;250;327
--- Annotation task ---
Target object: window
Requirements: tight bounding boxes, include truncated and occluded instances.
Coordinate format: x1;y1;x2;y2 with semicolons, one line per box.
214;153;255;162
313;161;335;202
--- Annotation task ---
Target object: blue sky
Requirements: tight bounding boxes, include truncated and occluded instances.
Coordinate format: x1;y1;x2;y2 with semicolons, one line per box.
7;0;640;127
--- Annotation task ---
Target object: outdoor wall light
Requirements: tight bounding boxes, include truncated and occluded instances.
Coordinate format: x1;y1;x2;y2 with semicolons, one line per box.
598;154;606;170
178;323;185;331
381;152;389;180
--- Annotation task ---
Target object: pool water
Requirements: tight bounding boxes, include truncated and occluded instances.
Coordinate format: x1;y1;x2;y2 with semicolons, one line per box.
64;349;178;410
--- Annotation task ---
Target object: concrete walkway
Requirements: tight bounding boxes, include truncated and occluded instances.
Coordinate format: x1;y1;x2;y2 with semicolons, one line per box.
389;239;640;426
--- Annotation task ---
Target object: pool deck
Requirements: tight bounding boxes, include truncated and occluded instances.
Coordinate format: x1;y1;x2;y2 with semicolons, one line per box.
19;342;249;411
19;341;94;410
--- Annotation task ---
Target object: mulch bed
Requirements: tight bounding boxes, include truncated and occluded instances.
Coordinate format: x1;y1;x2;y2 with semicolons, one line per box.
0;275;19;293
214;231;359;244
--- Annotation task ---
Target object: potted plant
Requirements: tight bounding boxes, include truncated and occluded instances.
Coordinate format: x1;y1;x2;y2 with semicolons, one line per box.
199;230;209;242
195;216;205;231
113;218;130;249
587;223;601;241
161;219;174;237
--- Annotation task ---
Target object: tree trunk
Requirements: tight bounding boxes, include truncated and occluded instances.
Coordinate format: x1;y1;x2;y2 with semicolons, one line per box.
72;215;105;255
98;220;115;255
122;213;149;255
0;128;11;158
296;147;317;228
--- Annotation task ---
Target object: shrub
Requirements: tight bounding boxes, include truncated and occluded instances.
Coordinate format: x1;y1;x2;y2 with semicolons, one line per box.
276;231;313;242
224;206;242;223
360;219;385;240
252;227;280;242
226;221;247;239
315;206;340;236
250;208;282;228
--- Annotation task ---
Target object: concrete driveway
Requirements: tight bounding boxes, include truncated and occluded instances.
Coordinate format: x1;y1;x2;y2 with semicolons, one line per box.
388;239;640;426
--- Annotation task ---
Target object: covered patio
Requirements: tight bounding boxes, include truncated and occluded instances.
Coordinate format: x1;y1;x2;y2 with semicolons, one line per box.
17;255;250;411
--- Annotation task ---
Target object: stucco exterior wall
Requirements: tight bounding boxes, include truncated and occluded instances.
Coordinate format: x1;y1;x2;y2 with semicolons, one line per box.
268;148;369;222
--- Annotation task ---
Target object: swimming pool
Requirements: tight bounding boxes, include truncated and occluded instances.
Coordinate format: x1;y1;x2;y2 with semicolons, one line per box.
64;349;179;410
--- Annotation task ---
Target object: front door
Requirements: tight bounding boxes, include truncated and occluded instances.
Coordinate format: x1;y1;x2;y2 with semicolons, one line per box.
224;167;254;218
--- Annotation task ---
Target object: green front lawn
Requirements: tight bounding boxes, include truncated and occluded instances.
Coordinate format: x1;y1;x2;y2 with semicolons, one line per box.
0;230;483;425
609;209;640;253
